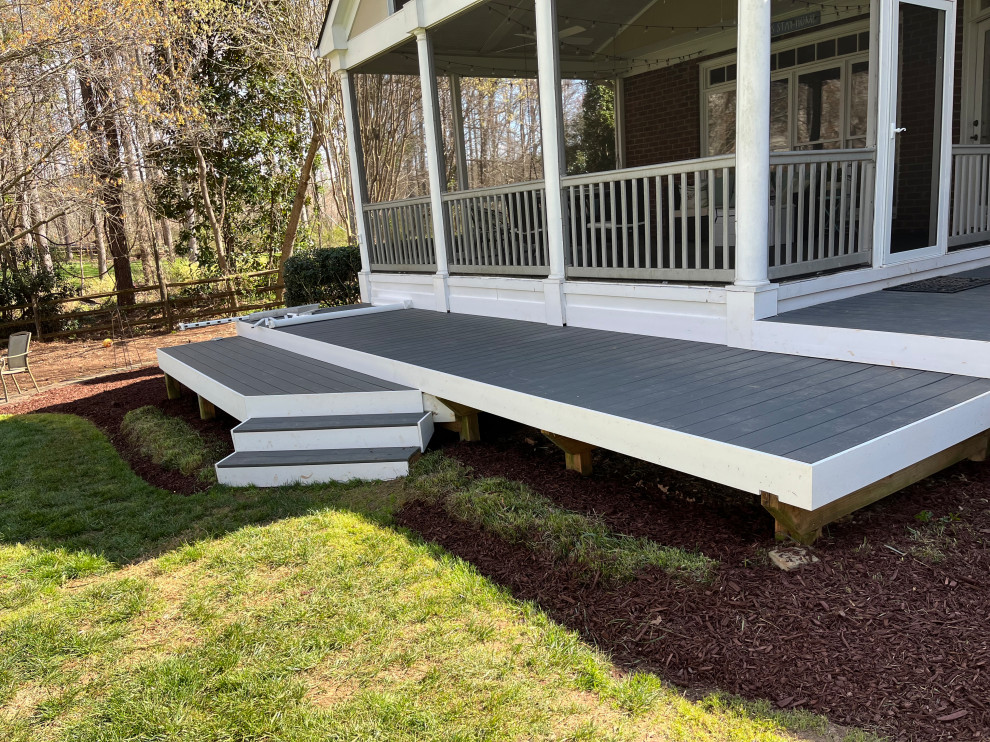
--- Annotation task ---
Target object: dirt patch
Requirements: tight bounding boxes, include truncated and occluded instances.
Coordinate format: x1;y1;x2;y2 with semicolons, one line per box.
1;367;234;494
2;324;235;395
401;419;990;742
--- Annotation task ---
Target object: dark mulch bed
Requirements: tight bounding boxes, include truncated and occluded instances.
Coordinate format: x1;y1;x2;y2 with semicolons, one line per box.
2;368;235;493
401;417;990;742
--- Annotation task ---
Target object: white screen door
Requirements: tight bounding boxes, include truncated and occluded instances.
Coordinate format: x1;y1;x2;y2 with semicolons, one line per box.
875;0;956;263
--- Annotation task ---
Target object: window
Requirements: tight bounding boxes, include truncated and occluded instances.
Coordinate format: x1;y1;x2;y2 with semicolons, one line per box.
703;25;870;154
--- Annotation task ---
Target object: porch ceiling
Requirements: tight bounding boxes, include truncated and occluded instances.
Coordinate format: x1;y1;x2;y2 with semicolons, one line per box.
353;0;853;78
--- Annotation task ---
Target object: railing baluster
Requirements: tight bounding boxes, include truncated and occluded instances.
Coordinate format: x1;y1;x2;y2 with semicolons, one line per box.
774;166;783;268
828;162;839;258
796;163;806;265
721;168;729;269
707;168;715;271
848;160;859;254
839;160;850;256
610;181;618;268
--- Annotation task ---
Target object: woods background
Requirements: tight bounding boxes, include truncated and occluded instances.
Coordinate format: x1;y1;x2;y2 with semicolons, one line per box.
1;0;614;330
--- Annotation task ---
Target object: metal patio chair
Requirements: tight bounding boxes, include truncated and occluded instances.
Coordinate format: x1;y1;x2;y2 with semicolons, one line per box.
1;332;40;403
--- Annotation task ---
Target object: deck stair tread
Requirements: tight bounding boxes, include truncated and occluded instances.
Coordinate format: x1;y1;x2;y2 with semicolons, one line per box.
235;413;427;432
217;447;421;468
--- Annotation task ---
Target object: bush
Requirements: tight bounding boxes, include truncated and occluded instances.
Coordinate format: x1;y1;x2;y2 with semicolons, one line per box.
283;246;361;308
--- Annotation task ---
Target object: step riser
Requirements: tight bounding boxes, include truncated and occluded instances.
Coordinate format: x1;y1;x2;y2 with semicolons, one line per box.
242;390;424;419
233;426;425;452
216;460;411;487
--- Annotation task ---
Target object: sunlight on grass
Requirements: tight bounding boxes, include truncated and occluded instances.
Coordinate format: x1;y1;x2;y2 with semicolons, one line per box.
409;452;716;583
0;414;868;741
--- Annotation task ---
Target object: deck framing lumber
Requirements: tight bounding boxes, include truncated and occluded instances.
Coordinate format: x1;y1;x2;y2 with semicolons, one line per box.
763;431;990;544
542;430;596;475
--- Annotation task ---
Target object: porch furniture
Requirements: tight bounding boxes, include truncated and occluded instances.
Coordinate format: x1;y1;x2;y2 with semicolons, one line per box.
1;332;40;403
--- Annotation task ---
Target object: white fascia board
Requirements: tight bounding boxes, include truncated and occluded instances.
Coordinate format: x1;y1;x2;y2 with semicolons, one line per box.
751;321;990;379
239;323;815;505
156;351;248;421
563;281;727;304
446;275;545;292
336;12;411;68
776;247;990;309
808;391;990;509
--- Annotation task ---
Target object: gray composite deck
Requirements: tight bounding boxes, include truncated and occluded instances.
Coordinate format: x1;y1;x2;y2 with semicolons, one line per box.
159;336;411;396
764;266;990;340
274;309;990;464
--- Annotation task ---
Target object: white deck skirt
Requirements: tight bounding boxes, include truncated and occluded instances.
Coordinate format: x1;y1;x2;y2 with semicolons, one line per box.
752;321;990;379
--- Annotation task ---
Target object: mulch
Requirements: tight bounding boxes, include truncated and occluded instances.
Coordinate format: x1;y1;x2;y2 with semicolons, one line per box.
398;417;990;742
1;368;235;494
6;374;990;740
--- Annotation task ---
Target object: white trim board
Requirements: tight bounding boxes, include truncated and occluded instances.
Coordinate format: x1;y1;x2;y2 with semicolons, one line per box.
775;247;990;312
751;320;990;378
156;350;424;421
238;320;990;512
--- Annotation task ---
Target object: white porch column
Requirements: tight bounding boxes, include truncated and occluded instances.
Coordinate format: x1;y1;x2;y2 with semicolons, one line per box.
726;0;776;345
415;29;452;312
534;0;567;326
338;69;372;303
733;0;771;288
449;74;469;191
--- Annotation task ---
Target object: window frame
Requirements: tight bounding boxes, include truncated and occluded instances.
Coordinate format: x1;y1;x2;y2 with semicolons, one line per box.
700;21;871;155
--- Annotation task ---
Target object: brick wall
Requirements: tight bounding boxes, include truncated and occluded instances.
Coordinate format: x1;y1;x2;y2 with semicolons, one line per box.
623;59;704;168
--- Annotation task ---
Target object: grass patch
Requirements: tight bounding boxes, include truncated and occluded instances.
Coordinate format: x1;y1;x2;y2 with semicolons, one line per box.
121;406;223;480
0;413;869;741
409;452;716;583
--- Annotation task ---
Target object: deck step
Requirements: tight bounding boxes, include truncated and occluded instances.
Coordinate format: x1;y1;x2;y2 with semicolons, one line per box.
231;412;433;452
215;447;421;487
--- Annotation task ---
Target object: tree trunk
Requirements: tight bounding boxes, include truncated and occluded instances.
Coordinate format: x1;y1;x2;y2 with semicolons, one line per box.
277;129;322;301
193;144;229;274
80;73;135;304
92;207;108;276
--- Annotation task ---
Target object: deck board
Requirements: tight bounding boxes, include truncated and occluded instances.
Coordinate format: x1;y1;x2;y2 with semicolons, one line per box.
766;266;990;340
160;336;411;396
273;309;990;464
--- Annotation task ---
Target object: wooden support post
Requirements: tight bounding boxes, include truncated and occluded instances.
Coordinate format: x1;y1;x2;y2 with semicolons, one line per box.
542;430;596;475
197;394;216;420
763;432;990;545
164;373;182;400
436;398;480;442
31;296;43;340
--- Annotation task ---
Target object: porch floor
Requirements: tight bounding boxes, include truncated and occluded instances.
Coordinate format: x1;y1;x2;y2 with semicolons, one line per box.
234;308;990;510
766;266;990;341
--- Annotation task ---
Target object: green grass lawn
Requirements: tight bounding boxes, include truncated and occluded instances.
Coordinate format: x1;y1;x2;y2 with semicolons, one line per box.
0;413;867;741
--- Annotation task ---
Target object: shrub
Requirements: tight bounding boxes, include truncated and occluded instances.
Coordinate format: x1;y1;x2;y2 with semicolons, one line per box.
283;246;361;307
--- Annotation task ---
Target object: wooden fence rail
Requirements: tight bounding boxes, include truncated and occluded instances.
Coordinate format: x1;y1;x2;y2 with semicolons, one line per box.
0;269;282;342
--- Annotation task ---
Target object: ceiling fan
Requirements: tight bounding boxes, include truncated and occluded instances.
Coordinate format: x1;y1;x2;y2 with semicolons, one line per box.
493;25;594;53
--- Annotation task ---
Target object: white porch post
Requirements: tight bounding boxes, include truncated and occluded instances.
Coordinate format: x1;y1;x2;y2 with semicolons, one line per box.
338;69;372;303
416;29;452;312
534;0;567;326
449;74;470;191
726;0;776;344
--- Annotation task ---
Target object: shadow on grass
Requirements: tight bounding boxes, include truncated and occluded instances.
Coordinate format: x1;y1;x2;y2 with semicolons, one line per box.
0;413;402;567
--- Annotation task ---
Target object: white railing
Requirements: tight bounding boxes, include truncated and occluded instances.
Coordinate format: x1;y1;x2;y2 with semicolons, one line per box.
363;151;876;283
950;145;990;248
364;196;436;272
767;149;874;280
561;155;736;282
443;181;550;275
